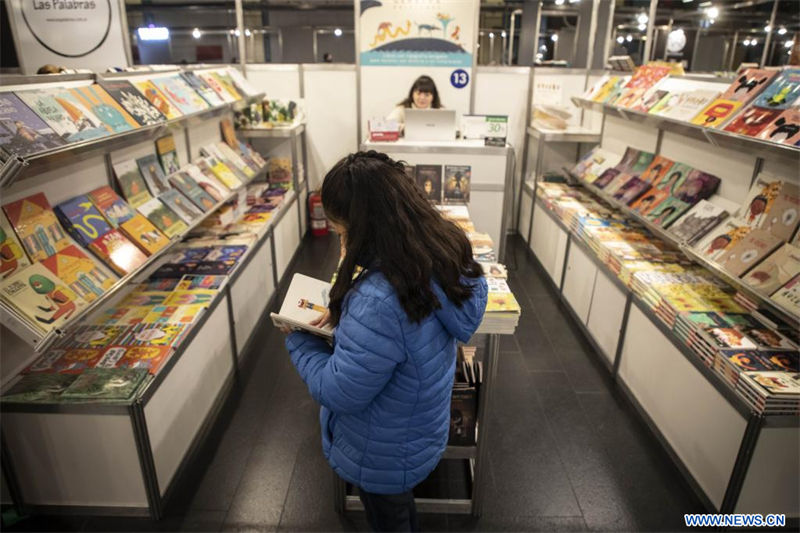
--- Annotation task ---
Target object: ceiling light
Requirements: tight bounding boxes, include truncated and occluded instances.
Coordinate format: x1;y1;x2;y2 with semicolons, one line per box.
751;38;757;46
245;29;252;37
785;40;795;48
501;31;507;38
334;28;342;37
706;6;719;20
137;26;169;41
764;25;771;32
743;39;751;46
568;0;580;3
778;27;787;35
554;0;565;5
617;36;625;44
638;24;647;31
234;29;240;37
551;34;558;42
191;28;201;39
626;34;633;42
637;13;649;25
489;32;495;39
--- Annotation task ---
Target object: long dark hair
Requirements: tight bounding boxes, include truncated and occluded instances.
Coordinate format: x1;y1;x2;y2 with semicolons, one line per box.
398;75;442;109
321;151;482;326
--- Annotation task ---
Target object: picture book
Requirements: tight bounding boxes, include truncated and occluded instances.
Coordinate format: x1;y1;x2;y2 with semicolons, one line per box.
771;274;800;315
443;165;471;204
216;142;258;175
691;69;778;128
716;229;783;277
668;200;729;246
589;76;622;103
87;186;136;229
88;229;148;276
0;209;30;280
169;172;217;211
198;157;242;189
638;155;674;185
115;323;189;347
113;159;153;208
71;84;139;133
481;263;507;279
738;326;796;351
93;305;151;326
210;71;243;101
630;150;655;174
16;88;107;142
757;107;800;145
0;92;64;156
672;170;721;204
652;162;693;195
722;106;783;137
183;164;229;201
205;244;247;262
615;147;642;173
750;68;800;110
40;244;116;302
52;348;106;373
691;99;745;128
61;367;148;400
97;79;165;126
630;188;670;216
604;172;638;196
24;349;67;373
155;134;180;175
0;262;87;334
131;80;183;120
163;288;217;306
137;198;187;239
200;145;250;183
197;71;237;103
136;154;172;196
142;303;206;325
159;190;203;224
177;274;227;291
693;218;753;263
118;289;171;307
613;177;651;205
54;195;114;248
96;345;171;374
645;197;692;228
652;89;721;121
119;214;169;255
179;71;225;107
739;174;783;229
741;243;800;296
758;181;800;241
1;373;77;403
271;273;333;338
267;157;292;184
151;76;210;115
2;193;71;261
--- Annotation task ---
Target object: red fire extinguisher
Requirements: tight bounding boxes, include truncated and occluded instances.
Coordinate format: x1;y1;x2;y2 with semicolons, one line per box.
308;191;328;237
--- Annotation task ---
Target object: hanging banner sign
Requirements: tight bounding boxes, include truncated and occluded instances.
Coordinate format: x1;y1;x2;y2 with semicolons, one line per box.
8;0;129;74
359;0;476;67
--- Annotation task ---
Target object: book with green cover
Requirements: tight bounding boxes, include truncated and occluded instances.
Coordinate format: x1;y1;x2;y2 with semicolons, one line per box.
2;373;77;403
137;198;188;238
61;367;148;400
113;160;153;208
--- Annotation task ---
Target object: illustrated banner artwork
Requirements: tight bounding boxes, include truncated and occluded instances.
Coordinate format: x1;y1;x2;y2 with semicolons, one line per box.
359;0;476;67
8;0;129;74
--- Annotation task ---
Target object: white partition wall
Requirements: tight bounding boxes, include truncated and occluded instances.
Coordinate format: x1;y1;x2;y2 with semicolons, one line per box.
245;64;302;99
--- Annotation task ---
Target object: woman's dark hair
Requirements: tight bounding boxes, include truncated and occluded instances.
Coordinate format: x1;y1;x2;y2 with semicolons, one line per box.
399;75;442;109
321;151;482;326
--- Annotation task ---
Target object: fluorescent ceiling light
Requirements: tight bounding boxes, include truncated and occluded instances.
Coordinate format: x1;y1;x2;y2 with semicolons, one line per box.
334;28;342;37
637;13;648;25
137;26;169;41
192;28;201;39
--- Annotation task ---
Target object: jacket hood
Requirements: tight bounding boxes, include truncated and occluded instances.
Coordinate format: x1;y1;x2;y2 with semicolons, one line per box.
431;276;488;343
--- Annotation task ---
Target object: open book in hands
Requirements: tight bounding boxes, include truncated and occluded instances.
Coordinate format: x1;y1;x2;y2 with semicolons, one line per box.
271;273;334;339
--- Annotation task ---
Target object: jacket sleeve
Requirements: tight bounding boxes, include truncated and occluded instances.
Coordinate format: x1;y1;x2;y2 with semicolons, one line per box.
286;294;405;415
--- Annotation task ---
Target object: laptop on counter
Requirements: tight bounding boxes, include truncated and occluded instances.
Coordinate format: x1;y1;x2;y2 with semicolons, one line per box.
404;109;457;142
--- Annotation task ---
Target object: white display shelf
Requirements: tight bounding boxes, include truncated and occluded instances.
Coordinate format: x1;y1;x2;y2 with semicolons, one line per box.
237;123;306;139
526;125;601;143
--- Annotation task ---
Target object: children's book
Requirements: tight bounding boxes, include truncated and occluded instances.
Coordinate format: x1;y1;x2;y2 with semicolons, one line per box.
750;68;800;110
758;181;800;241
0;92;64;156
741;243;800;296
200;145;250;182
155;134;181;174
113;159;153;208
738;173;784;229
88;186;137;228
177;274;227;291
416;165;442;204
71;84;139;133
210;71;243;101
179;71;226;107
645;197;692;229
169;171;218;211
184;163;230;202
2;193;71;261
613;177;651;205
131;80;183;120
98;79;166;126
0;209;31;279
54;195;114;247
771;274;800;315
88;229;148;276
757;107;800;146
217;142;258;175
163;288;217;306
443;165;471;204
119;213;170;255
198;156;242;189
16;88;108;142
652;89;721;121
136;198;188;238
61;367;148;400
159;190;203;224
0;262;87;334
672;170;721;204
690;69;778;128
668;200;729;246
717;229;783;277
96;345;171;374
630;188;670;217
40;244;116;302
692;218;753;263
136;154;172;196
638;155;674;184
271;273;333;338
723;106;783;137
196;71;237;103
115;323;189;347
151;76;210;115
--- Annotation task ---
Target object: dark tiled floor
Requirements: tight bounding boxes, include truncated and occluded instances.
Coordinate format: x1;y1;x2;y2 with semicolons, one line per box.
6;234;704;532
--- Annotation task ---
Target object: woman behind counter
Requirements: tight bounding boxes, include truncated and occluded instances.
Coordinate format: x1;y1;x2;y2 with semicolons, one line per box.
386;75;443;127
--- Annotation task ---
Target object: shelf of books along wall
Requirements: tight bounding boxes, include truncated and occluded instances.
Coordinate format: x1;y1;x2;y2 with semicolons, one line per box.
577;65;800;157
0;132;302;405
534;140;800;416
0;66;265;187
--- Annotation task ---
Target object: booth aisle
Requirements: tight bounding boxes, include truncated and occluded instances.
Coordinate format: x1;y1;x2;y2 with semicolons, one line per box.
6;235;704;532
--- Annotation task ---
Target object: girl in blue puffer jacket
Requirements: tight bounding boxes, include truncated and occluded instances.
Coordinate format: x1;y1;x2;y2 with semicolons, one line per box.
283;151;488;532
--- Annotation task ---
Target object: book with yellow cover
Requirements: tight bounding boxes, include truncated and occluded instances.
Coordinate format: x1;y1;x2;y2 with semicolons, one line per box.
485;291;521;313
2;193;71;261
119;213;170;255
201;156;243;189
40;245;116;303
131;80;183;120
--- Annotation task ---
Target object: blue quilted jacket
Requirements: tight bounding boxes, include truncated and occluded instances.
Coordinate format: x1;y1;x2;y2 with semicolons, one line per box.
286;271;487;494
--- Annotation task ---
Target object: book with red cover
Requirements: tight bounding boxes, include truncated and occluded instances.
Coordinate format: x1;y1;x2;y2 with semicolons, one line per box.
88;230;148;276
40;244;116;302
757;108;800;146
723;106;783;137
691;69;778;128
2;193;71;261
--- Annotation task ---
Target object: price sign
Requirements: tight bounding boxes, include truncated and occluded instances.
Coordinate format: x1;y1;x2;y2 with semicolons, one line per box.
461;115;508;146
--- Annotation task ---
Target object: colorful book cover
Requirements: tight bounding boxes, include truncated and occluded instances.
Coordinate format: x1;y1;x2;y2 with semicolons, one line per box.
177;274;227;291
71;84;139;133
163;288;217;306
159;190;203;224
119;213;169;255
668;200;729;246
1;373;77;402
0;92;64;156
416;164;442;203
199;156;242;189
53;348;106;373
93;305;152;326
757;107;800;145
151;75;210;115
96;345;171;374
136;197;188;238
614;147;641;173
638;155;674;184
741;243;800;296
590;76;621;103
200;145;250;183
645;197;692;228
88;186;137;228
40;244;116;302
0;262;86;334
98;79;165;126
61;367;148;400
155;134;180;175
722;106;783;137
179;71;225;107
217;142;258;176
0;209;31;279
24;349;67;373
205;244;247;262
653;89;721;121
220;117;238;149
485;291;521;313
743;371;800;395
169;171;217;211
629;188;670;216
186;260;238;276
673;170;721;204
693;218;753;263
758;181;800;241
593;168;622;190
16;88;108;142
115;323;189;347
443;165;470;204
210;71;243;101
54;195;114;247
604;172;637;196
57;324;128;349
739;174;783;229
113;159;153;208
719;69;778;103
88;229;148;276
634;89;669;113
716;229;783;277
2;193;71;261
118;289;171;307
771;274;800;315
613;178;651;205
197;71;237;103
750;68;800;110
690;99;744;128
184;163;230;202
131;80;183;120
136;154;172;196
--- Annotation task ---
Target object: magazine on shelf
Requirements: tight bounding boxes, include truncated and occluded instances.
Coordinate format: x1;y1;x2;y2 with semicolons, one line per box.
0;92;65;156
770;275;800;315
98;79;166;127
113;159;153;208
136;154;172;196
130;80;183;120
0;210;31;280
716;229;783;278
2;193;72;261
270;273;333;339
690;69;778;128
136;197;187;238
758;181;800;241
16;88;108;142
668;200;729;245
741;243;800;296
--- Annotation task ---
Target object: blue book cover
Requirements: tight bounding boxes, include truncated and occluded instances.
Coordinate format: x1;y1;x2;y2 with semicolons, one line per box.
55;195;114;247
752;68;800;110
0;92;64;156
17;88;109;142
